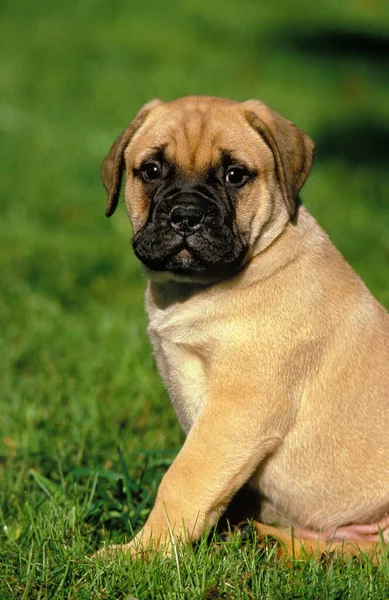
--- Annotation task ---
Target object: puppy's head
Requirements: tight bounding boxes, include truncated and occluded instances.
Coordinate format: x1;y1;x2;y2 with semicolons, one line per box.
102;96;314;281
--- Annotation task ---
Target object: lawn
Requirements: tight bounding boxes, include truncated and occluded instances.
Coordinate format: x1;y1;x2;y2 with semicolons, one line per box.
1;0;389;597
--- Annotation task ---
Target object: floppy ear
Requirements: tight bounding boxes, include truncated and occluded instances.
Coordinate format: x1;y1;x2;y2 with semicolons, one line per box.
243;100;315;216
101;99;163;217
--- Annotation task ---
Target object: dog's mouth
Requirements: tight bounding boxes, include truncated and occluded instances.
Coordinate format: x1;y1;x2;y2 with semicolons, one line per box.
175;248;192;259
132;194;247;278
133;231;245;277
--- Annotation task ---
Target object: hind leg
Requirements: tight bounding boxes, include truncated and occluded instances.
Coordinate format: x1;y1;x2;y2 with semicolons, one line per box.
294;514;389;543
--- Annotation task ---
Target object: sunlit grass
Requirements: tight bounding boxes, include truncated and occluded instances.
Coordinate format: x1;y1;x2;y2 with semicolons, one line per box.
1;0;388;597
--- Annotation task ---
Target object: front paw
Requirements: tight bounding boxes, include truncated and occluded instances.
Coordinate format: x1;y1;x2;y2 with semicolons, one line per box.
94;541;138;559
94;527;173;559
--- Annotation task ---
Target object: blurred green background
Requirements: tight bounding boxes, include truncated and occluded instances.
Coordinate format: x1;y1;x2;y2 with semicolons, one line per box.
0;0;388;590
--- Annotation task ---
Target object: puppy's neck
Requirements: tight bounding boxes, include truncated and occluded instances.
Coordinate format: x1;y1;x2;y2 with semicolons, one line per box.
148;279;210;310
147;205;321;311
244;204;322;283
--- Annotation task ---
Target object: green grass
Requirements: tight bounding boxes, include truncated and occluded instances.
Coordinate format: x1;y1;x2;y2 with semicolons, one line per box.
1;0;389;597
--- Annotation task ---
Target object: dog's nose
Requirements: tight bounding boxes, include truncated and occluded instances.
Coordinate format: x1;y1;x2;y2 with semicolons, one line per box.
169;204;204;234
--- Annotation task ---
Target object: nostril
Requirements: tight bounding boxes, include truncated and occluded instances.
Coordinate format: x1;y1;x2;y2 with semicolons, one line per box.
169;204;204;231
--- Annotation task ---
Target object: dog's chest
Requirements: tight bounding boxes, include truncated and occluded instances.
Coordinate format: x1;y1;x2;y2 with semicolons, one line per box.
147;317;209;433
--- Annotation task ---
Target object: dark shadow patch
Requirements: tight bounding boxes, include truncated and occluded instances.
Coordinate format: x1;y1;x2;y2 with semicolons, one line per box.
275;27;389;67
314;118;389;167
218;484;261;530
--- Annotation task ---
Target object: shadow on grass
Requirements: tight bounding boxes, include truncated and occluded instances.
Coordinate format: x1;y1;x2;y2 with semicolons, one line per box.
269;25;389;170
274;26;389;67
314;118;389;168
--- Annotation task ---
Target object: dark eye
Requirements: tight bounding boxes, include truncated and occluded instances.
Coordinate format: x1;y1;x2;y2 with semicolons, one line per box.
225;166;250;187
141;162;162;182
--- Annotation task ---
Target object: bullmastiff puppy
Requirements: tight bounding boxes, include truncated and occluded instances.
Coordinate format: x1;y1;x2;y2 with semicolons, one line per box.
101;96;389;559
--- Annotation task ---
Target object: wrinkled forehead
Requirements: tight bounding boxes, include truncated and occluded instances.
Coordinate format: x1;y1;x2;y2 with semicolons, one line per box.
125;99;271;174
